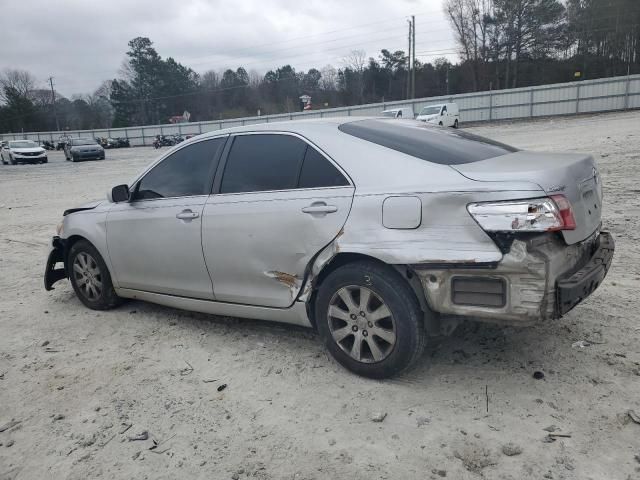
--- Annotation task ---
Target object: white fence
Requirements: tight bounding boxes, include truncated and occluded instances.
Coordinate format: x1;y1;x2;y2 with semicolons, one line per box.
2;73;639;146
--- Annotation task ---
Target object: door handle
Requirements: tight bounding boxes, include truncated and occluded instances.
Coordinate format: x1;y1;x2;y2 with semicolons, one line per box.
176;209;199;221
302;203;338;215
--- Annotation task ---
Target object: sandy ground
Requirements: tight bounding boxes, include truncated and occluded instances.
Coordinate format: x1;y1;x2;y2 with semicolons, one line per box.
0;111;639;480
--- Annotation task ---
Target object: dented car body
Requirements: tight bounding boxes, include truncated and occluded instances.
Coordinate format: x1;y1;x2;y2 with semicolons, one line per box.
45;118;614;377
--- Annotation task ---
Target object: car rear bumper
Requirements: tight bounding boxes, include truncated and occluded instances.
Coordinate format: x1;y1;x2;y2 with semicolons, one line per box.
413;231;614;326
44;236;68;291
556;232;614;315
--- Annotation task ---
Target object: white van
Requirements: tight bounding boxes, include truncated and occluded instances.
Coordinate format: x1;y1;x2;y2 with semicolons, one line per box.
416;103;459;128
380;107;414;119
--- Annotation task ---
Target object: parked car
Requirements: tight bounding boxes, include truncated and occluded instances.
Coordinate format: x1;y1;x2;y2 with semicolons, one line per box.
44;118;613;378
381;107;414;119
416;102;460;128
1;140;48;164
64;138;105;162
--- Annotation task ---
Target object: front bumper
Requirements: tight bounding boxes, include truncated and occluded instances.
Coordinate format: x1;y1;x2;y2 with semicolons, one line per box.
415;232;614;326
44;236;68;291
72;151;105;160
14;155;47;162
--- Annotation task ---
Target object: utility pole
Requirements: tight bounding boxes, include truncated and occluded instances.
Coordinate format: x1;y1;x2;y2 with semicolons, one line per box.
48;77;60;132
406;19;412;99
411;15;416;99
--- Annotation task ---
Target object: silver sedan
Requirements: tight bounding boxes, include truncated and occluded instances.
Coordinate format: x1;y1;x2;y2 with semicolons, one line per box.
44;118;614;378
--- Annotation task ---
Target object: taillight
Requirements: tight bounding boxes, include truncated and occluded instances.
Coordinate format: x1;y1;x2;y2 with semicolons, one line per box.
467;196;576;232
549;194;576;231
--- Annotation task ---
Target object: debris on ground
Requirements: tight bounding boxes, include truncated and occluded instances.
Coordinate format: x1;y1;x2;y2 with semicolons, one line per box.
180;361;194;376
371;412;387;423
501;443;523;456
628;410;640;425
416;416;430;427
128;430;149;441
571;340;591;348
533;371;545;380
119;423;133;434
0;419;21;432
217;383;227;392
52;414;64;421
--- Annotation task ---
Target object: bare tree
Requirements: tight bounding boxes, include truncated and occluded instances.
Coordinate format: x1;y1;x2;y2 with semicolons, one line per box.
320;65;338;90
0;68;36;102
342;49;367;73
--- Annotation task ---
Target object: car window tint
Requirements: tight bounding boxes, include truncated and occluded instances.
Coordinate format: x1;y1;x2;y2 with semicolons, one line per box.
220;134;307;193
338;119;517;165
298;146;349;188
135;138;225;200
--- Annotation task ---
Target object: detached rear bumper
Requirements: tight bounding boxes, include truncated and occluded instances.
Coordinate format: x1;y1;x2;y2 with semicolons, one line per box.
414;231;614;326
556;232;614;315
44;236;68;291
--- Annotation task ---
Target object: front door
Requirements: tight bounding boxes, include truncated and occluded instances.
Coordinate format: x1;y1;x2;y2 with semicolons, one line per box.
106;137;226;299
202;133;354;308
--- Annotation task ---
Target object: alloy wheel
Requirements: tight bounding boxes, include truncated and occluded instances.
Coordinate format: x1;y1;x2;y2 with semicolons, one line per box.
327;286;397;363
73;252;103;301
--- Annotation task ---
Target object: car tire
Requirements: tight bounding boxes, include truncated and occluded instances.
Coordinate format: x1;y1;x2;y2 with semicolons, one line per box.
68;240;123;311
438;121;443;126
9;156;16;165
453;119;459;128
315;260;426;379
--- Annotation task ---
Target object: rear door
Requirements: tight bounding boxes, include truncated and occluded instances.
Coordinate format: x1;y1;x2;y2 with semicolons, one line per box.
106;137;226;299
202;133;354;308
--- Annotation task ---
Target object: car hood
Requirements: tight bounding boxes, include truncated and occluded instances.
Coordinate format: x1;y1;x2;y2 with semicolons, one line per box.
11;147;45;153
63;199;104;216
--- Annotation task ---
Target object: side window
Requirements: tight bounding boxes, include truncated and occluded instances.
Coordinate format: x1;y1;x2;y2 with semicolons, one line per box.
135;138;225;200
220;134;307;193
298;146;349;189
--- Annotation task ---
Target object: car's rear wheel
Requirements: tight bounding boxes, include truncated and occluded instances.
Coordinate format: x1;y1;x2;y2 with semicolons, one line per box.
315;261;426;379
453;119;459;128
68;240;122;310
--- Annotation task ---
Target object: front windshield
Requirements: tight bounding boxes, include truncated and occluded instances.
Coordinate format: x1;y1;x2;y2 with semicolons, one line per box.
73;138;97;146
381;110;398;118
420;106;442;115
9;140;38;148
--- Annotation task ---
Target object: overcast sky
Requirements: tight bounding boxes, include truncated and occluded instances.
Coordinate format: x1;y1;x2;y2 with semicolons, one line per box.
1;0;456;97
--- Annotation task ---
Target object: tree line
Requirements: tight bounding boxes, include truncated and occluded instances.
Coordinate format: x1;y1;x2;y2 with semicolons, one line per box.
0;0;638;134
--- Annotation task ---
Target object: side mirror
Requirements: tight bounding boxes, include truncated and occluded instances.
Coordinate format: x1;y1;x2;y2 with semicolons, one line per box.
110;184;130;203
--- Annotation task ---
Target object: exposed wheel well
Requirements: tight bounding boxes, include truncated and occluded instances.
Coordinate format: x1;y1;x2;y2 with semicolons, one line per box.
307;252;429;329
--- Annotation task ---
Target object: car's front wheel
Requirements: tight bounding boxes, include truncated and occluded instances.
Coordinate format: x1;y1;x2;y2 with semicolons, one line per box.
315;261;426;379
68;240;122;310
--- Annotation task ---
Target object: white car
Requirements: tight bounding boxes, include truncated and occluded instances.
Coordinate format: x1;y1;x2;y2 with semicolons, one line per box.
416;103;459;128
381;108;414;119
1;140;48;165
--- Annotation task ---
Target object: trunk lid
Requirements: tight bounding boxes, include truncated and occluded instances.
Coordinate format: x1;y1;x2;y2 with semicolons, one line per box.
452;151;602;245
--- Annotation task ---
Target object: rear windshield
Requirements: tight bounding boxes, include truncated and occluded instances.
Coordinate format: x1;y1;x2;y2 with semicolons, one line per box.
338;119;517;165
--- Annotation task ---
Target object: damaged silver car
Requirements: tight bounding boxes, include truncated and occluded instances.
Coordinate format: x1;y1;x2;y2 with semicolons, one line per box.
44;118;614;378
